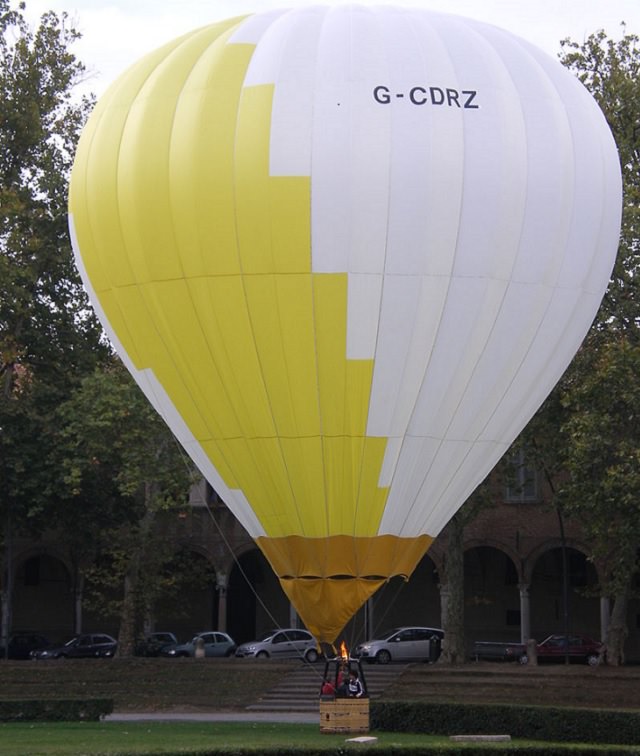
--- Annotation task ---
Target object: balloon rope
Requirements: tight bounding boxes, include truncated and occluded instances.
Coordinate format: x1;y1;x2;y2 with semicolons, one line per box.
168;435;324;675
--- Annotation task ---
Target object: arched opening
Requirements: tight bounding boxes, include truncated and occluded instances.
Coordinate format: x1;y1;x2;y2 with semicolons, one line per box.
464;546;521;643
13;554;73;642
152;548;218;641
227;549;289;645
529;546;599;640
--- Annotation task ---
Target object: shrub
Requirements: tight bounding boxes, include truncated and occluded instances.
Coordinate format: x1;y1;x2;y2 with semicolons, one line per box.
370;700;640;745
0;699;113;721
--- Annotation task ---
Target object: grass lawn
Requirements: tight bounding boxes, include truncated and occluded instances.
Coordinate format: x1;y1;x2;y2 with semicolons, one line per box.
0;721;473;755
2;721;636;755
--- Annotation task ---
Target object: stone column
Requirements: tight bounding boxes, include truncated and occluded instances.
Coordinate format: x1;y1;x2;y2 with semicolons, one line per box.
216;571;228;632
600;596;611;643
289;602;298;629
518;583;531;644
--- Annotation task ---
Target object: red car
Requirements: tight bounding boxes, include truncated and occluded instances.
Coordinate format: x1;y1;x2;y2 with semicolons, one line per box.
520;634;603;666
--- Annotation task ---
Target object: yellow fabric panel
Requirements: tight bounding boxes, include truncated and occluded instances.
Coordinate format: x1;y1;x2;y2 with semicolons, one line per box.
186;276;276;438
71;21;392;544
266;533;434;642
223;437;299;536
169;39;255;278
354;437;390;534
109;286;210;440
234;85;311;274
312;274;374;436
243;274;320;438
280;576;385;645
270;176;312;272
278;437;326;536
257;534;433;579
234;85;275;274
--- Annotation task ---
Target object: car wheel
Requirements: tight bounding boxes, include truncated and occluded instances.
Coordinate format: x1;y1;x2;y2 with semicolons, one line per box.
518;654;529;665
587;653;600;666
224;649;234;657
376;649;392;665
256;651;269;659
304;648;319;663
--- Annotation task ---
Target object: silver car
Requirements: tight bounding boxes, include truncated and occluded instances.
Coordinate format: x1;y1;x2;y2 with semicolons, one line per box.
161;631;236;658
353;626;444;664
235;628;320;662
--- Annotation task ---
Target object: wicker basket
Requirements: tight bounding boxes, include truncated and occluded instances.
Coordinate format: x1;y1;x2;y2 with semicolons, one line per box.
319;698;370;734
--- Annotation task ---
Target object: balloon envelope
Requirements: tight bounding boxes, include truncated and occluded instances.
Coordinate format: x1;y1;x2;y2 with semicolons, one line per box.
69;5;621;643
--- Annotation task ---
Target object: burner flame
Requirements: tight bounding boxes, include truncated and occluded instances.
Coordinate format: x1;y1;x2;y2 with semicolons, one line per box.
340;641;348;661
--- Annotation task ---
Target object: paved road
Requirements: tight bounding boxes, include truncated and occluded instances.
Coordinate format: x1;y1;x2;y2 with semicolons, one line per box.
106;711;318;723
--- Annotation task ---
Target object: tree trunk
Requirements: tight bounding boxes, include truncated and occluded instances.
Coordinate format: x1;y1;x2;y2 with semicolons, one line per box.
116;491;156;658
438;514;465;664
1;509;14;659
605;594;628;666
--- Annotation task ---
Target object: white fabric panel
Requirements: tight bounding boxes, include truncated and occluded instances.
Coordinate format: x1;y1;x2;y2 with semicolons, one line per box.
412;440;507;536
244;7;323;177
227;8;289;45
430;16;528;283
408;277;508;438
346;273;383;360
311;7;391;275
382;12;463;277
353;8;620;540
379;436;442;532
368;275;448;438
445;280;555;442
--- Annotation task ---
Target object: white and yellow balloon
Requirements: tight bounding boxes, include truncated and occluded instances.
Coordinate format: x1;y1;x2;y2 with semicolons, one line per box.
69;6;621;644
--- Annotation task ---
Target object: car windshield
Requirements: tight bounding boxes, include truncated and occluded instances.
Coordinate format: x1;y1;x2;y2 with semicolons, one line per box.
64;637;80;646
380;628;402;639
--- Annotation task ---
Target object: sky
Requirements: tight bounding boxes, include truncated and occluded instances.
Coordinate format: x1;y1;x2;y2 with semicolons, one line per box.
23;0;639;99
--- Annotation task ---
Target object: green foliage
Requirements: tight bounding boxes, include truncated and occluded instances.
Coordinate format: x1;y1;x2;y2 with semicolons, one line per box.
560;28;640;338
509;27;640;663
370;700;640;745
57;358;192;510
559;339;640;594
0;699;113;722
0;0;106;533
55;358;195;640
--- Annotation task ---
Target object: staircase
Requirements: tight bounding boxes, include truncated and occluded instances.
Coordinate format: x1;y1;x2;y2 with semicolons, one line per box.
246;662;407;713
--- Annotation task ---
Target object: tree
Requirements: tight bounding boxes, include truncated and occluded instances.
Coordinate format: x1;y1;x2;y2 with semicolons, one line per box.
56;358;194;656
557;27;640;665
515;28;639;665
0;1;105;651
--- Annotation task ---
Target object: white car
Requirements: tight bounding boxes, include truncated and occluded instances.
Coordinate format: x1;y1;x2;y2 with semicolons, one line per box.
353;626;444;664
235;629;320;662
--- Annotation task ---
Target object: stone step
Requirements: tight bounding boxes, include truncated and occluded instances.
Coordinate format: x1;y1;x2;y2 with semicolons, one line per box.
246;662;408;712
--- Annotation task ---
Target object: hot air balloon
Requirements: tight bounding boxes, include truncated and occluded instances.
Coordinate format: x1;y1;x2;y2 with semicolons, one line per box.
68;5;621;645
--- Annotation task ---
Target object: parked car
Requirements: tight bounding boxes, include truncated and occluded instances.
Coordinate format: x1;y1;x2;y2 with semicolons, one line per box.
161;631;236;658
30;633;117;659
0;632;50;660
353;626;444;664
135;631;178;657
473;639;525;662
522;634;604;666
235;629;320;662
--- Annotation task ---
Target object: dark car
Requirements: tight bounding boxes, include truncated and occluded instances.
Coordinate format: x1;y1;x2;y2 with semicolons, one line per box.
353;626;444;664
31;633;117;659
161;631;236;658
135;631;178;657
521;634;603;666
0;632;50;660
235;629;320;662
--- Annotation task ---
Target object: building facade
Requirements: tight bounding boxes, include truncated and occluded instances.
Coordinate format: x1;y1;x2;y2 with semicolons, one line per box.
6;476;640;661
